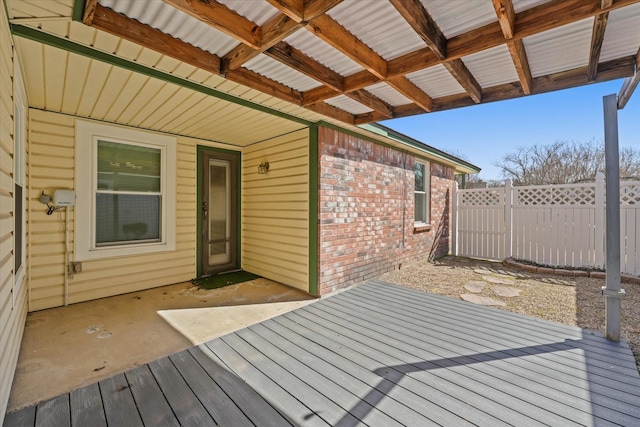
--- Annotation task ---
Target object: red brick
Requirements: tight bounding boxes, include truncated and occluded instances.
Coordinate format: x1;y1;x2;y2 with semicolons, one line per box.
317;127;454;295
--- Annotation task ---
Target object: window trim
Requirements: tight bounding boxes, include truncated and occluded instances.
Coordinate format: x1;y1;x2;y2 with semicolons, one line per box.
76;120;176;260
414;160;431;225
13;52;27;306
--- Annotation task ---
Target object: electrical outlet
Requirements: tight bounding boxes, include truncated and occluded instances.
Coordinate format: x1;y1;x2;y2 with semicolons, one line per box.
68;262;82;274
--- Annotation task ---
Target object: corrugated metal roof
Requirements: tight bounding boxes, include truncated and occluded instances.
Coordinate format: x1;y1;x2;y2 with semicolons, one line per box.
244;55;321;92
462;44;519;88
222;0;279;26
600;3;640;62
327;1;425;60
325;95;373;115
285;30;363;76
524;18;593;78
422;0;497;38
512;0;549;14
100;0;239;56
366;82;413;106
406;65;465;98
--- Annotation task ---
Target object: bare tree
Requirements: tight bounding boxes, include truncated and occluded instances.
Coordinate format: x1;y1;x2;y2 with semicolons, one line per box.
494;140;640;185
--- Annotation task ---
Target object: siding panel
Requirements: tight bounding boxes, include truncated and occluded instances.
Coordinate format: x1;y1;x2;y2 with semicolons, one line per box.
0;5;29;423
242;129;310;291
27;111;203;311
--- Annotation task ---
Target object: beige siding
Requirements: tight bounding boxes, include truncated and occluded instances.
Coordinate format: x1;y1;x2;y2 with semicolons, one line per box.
26;110;214;311
0;5;28;422
242;130;310;291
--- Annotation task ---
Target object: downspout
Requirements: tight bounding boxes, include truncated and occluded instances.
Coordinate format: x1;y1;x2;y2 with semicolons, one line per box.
64;207;69;306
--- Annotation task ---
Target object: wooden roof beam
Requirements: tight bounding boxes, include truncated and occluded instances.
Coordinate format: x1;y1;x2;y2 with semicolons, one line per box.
265;41;344;91
164;0;261;49
306;0;640;106
89;4;221;75
307;14;387;79
390;0;447;59
386;76;433;112
225;67;302;105
306;101;355;124
346;90;394;118
267;0;343;22
492;0;533;94
443;59;482;103
617;47;640;109
492;0;516;39
507;40;533;94
82;0;98;24
587;1;614;81
389;0;640;78
223;1;342;72
223;13;301;72
266;0;305;22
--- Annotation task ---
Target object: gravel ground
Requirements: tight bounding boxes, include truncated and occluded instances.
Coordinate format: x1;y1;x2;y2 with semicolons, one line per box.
380;256;640;372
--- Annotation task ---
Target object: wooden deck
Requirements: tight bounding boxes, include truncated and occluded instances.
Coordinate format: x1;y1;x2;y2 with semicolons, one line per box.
5;280;640;426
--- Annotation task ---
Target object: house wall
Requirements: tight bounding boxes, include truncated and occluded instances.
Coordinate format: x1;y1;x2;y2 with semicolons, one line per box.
242;129;310;291
317;127;454;295
26;110;223;311
0;6;28;422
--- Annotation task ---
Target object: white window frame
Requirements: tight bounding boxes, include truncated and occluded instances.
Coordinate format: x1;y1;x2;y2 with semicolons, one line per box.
13;52;27;306
414;160;430;225
75;120;176;260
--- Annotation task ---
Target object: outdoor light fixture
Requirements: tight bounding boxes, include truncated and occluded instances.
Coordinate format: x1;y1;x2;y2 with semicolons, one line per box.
258;161;269;175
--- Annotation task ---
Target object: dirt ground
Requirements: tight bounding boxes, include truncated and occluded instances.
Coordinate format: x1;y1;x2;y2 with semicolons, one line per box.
380;256;640;371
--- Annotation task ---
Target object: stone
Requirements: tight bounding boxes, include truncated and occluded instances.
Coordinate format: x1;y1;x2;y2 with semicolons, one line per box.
464;281;486;293
492;286;521;298
460;294;506;307
473;268;492;275
482;275;515;285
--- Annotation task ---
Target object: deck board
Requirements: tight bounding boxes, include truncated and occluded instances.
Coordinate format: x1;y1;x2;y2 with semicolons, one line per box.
2;406;34;427
35;395;69;427
5;280;640;427
147;357;213;425
125;365;179;427
69;383;107;427
99;373;143;427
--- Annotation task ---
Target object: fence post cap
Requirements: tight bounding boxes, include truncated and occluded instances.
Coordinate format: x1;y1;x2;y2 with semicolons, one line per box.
596;171;605;181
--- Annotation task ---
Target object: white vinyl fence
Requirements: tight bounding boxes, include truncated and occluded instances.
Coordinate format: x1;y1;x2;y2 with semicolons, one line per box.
454;174;640;277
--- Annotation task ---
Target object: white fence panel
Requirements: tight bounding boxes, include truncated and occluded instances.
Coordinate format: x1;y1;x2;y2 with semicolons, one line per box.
454;178;640;277
456;187;505;260
512;183;597;268
620;182;640;276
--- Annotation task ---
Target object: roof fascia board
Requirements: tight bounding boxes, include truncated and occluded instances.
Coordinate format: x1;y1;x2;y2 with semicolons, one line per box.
10;24;313;127
317;121;480;174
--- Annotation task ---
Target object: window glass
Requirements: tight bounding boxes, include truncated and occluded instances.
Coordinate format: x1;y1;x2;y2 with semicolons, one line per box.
95;140;162;246
97;140;161;192
414;161;430;224
75;120;176;260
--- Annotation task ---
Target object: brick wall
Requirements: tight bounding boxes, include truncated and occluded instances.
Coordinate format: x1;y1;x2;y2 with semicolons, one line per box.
317;127;455;295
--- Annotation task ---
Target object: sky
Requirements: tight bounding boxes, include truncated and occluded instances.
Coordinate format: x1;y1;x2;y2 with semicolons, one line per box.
381;79;640;180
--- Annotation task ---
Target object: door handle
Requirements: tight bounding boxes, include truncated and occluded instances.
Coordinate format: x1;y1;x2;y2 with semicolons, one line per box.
202;201;207;217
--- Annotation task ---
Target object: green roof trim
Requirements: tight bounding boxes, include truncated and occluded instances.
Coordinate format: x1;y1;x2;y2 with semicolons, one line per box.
10;24;313;127
72;0;85;22
308;126;319;296
359;123;481;174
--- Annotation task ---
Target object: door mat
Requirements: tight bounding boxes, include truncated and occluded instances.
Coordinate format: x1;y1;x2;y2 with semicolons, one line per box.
192;270;261;290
